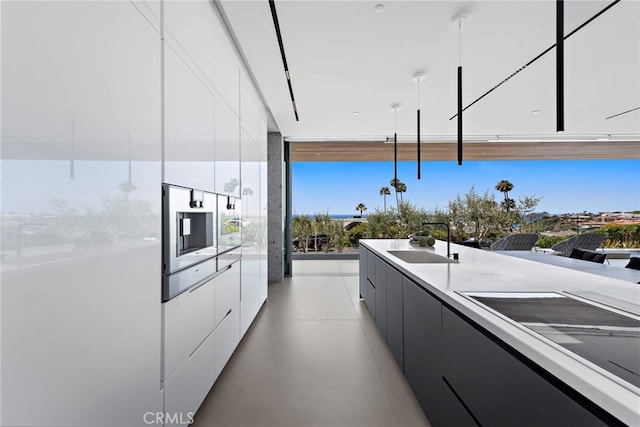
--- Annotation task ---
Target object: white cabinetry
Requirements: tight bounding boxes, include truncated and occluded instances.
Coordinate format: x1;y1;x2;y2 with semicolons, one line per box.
1;2;163;425
1;0;266;425
214;261;240;329
213;261;241;380
131;0;161;33
162;262;241;421
213;305;240;379
163;331;215;427
214;99;241;196
240;127;267;337
240;70;261;140
212;11;240;114
163;43;215;191
163;0;216;92
162;277;216;380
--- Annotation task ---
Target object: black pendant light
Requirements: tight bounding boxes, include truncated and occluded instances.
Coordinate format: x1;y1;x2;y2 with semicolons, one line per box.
457;66;462;166
413;72;426;179
391;104;400;182
556;0;564;132
452;12;468;166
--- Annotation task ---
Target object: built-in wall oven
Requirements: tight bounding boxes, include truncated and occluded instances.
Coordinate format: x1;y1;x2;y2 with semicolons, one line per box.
162;184;218;302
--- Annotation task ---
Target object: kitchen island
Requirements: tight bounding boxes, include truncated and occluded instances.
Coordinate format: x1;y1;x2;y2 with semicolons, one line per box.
359;239;640;427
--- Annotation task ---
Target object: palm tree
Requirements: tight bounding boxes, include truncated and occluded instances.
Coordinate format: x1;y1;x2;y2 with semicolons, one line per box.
500;198;516;212
224;178;240;195
495;180;514;212
379;186;391;211
356;203;367;218
390;178;401;207
396;182;407;203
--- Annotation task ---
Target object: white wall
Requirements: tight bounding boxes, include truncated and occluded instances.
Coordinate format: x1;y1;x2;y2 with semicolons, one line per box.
0;0;268;425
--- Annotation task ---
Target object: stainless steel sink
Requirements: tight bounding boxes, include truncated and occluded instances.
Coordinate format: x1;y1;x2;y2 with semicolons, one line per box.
388;250;455;264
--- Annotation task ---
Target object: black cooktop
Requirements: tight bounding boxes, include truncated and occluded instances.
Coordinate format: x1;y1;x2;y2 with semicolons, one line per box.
465;292;640;389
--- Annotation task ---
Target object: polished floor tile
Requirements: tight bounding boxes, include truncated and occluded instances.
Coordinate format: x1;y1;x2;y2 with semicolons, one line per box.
192;259;430;427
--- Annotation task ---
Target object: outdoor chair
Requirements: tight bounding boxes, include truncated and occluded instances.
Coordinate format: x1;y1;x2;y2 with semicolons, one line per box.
568;248;607;264
550;233;606;256
489;233;539;251
625;257;640;270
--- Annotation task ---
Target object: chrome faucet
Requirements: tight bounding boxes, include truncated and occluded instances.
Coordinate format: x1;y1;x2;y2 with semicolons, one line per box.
422;222;451;258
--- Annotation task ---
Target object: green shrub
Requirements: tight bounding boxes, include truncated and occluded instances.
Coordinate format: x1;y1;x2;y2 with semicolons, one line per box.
601;223;640;248
536;235;566;248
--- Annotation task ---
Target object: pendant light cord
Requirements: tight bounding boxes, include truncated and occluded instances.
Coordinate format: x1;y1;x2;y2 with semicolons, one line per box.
458;20;462;66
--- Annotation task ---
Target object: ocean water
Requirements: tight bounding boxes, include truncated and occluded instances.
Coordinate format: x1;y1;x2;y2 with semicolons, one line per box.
294;214;365;219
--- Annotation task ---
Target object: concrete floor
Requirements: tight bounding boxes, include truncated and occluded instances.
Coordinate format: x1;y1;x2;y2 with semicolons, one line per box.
192;259;430;427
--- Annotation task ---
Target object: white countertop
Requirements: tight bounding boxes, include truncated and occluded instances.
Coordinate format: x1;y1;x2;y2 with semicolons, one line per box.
360;239;640;426
497;250;640;284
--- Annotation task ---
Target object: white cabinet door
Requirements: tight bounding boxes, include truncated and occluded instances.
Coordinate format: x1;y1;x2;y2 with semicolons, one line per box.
1;2;163;426
213;305;240;381
162;277;215;380
163;330;215;427
240;70;260;139
212;11;240;114
214;261;240;328
163;0;215;92
163;43;215;191
240;256;264;337
214;99;240;196
131;0;161;33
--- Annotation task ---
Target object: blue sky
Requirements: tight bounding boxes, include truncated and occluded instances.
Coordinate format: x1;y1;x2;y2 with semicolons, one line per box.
292;159;640;216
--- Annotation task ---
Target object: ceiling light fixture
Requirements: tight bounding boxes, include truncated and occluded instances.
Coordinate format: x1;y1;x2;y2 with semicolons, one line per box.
374;4;384;13
413;72;426;179
452;12;468;166
353;111;361;116
556;0;564;132
391;103;401;183
269;0;299;121
449;1;620;122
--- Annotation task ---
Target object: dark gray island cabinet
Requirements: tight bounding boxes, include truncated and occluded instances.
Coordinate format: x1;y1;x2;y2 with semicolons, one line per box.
359;245;625;427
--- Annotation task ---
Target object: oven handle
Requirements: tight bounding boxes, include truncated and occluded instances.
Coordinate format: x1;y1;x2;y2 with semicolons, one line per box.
187;263;233;294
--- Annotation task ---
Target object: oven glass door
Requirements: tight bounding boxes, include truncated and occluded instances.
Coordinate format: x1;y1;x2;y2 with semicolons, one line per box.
163;184;217;274
217;195;241;254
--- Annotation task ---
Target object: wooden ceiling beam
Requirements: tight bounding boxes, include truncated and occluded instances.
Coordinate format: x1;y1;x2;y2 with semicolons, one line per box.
290;141;640;161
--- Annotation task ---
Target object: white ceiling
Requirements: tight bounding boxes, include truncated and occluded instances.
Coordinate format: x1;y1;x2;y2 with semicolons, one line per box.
220;0;640;143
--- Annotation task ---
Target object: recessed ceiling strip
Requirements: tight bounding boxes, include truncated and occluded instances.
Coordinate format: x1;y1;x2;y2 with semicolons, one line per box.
448;0;621;121
269;0;299;121
557;0;564;132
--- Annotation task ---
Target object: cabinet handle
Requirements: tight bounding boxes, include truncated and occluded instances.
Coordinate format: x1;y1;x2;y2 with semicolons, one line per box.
188;273;217;293
188;329;214;359
443;376;482;427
